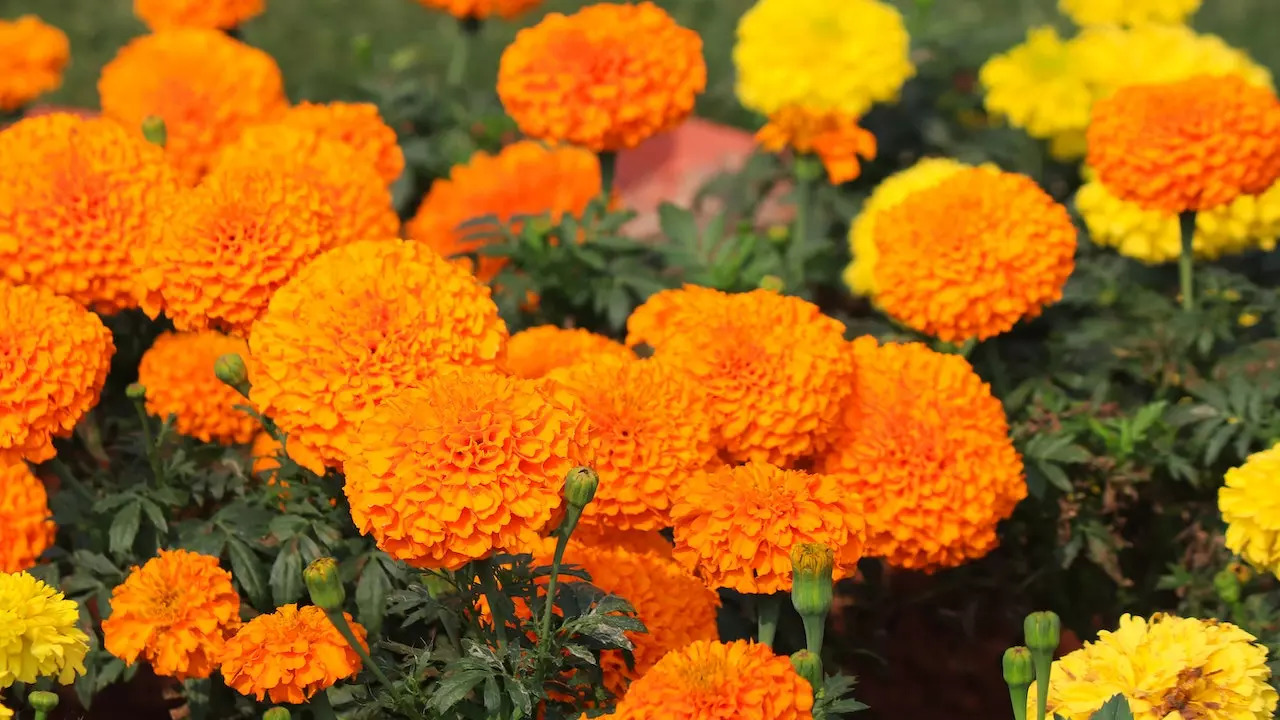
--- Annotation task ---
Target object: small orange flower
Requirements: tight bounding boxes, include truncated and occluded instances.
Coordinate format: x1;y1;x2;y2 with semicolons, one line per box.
221;604;365;704
670;462;865;595
0;16;69;112
817;338;1026;571
407;141;602;283
278;102;405;186
870;167;1077;343
98;29;287;184
415;0;542;20
497;2;706;151
137;331;258;445
504;325;633;379
102;549;242;681
0;282;114;466
133;0;264;30
1088;75;1280;213
610;640;814;720
756;106;878;184
627;286;853;466
0;462;56;573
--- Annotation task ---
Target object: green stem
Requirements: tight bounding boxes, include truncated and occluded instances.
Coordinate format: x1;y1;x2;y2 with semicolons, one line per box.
538;515;575;652
757;593;783;648
1033;653;1051;720
1178;210;1197;312
132;395;166;487
786;155;824;286
477;561;509;655
598;151;618;199
1009;683;1029;720
801;614;826;655
446;17;481;87
309;689;338;720
322;608;394;689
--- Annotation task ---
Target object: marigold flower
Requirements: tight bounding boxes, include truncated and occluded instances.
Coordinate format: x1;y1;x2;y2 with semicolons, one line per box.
979;27;1093;151
0;16;68;112
137;331;258;445
0;571;88;688
670;462;865;595
1060;0;1200;27
0;463;55;573
415;0;541;21
1029;613;1276;720
221;604;365;705
136;166;336;336
497;2;705;151
504;325;633;379
343;368;589;570
869;167;1076;342
1072;25;1272;100
610;640;814;720
817;338;1025;571
278;102;404;186
98;30;287;184
102;550;241;681
1220;444;1280;576
133;0;264;30
249;240;508;471
755;107;876;185
0;698;10;719
407;142;602;283
626;286;852;466
1087;75;1280;214
0;282;114;466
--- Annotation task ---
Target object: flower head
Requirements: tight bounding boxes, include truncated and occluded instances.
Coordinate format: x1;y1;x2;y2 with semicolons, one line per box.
137;331;258;445
1220;444;1280;576
249;240;508;471
278;102;404;186
497;2;705;151
0;463;55;573
1087;75;1280;213
221;604;365;704
1060;0;1200;27
0;16;69;112
0;282;114;466
755;108;876;185
415;0;542;20
504;326;633;379
869;167;1076;342
817;338;1025;571
979;27;1093;151
0;571;88;688
1072;25;1272;100
102;550;241;681
626;286;853;466
134;0;264;30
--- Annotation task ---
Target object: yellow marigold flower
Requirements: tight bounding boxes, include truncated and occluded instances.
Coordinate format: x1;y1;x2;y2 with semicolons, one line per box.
0;698;10;719
343;368;589;570
278;102;404;186
249;240;508;471
1060;0;1200;27
98;29;287;184
869;167;1076;342
415;0;541;20
0;114;180;313
137;331;257;445
102;550;241;681
406;141;602;283
817;338;1026;571
1074;25;1272;98
0;571;88;688
1029;613;1276;720
626;286;853;466
0;282;114;466
0;16;69;112
221;604;365;704
503;326;633;379
979;27;1093;148
610;639;814;720
1220;444;1280;576
0;463;55;573
497;2;705;151
134;0;264;30
755;107;877;185
670;462;865;595
1088;75;1280;214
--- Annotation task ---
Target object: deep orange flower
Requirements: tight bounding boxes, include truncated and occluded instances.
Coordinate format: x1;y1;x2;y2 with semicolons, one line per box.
415;0;541;20
870;167;1077;343
627;286;853;466
137;331;257;445
98;29;287;184
0;463;55;573
249;240;508;471
102;549;242;681
497;2;706;151
136;166;336;336
0;282;114;465
0;114;180;313
504;325;633;379
670;462;865;595
278;102;404;186
756;106;878;184
610;640;814;720
133;0;264;30
0;16;69;112
1087;75;1280;213
407;141;602;283
817;338;1026;571
221;604;365;704
343;368;590;570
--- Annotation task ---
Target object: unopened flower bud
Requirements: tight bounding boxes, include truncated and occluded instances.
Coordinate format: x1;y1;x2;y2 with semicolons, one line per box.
790;543;835;620
263;708;292;720
1023;611;1061;654
304;557;345;612
141;116;167;147
758;275;785;293
1214;567;1242;605
125;383;147;401
1002;646;1033;688
214;353;250;396
564;467;599;509
29;691;59;714
789;649;823;693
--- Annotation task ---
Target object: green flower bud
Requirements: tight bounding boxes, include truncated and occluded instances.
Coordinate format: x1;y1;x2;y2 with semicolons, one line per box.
789;649;823;693
263;708;292;720
141;116;167;147
304;557;345;612
1023;611;1061;654
758;275;785;293
790;543;835;619
422;572;455;599
564;467;599;509
29;691;59;714
1214;567;1242;605
1002;646;1034;688
214;353;250;396
125;383;147;401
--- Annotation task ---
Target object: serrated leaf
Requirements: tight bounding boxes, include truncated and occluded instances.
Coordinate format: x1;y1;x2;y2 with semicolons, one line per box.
507;678;533;716
269;542;304;606
658;203;699;243
109;501;142;557
139;499;168;536
72;551;119;577
1088;696;1134;720
356;557;390;636
227;539;269;610
429;668;489;713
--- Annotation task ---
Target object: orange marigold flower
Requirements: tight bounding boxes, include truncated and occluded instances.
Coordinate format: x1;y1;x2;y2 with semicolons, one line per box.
102;549;242;681
407;141;602;283
504;325;633;379
221;604;365;704
497;2;706;151
1087;75;1280;213
249;240;508;471
626;286;853;466
137;331;257;445
415;0;541;20
0;282;114;465
133;0;264;30
343;368;589;570
610;639;815;720
0;16;69;112
816;338;1026;571
870;167;1076;343
98;29;287;184
136;166;336;336
756;107;878;185
670;462;865;595
0;462;55;573
277;102;404;185
0;114;180;313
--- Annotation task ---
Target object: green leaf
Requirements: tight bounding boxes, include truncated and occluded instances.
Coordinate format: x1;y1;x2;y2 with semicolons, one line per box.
269;541;304;606
356;557;391;637
429;668;489;713
227;539;269;610
1088;695;1134;720
139;498;168;536
109;501;142;557
657;203;698;243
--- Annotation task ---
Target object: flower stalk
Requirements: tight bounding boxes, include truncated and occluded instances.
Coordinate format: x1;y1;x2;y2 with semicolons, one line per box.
446;17;482;87
126;383;166;487
598;151;618;198
539;468;599;652
787;154;824;283
1178;210;1197;312
757;593;782;648
305;558;394;690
